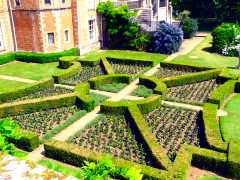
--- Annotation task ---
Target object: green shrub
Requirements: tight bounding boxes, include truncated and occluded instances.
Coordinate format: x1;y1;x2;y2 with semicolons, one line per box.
59;56;76;69
75;83;96;112
212;23;240;56
107;57;154;67
132;85;153;98
100;101;131;114
227;140;240;178
15;48;78;63
160;62;210;71
202;103;228;152
100;57;114;74
208;80;237;107
182;17;198;38
0;52;15;65
162;69;221;87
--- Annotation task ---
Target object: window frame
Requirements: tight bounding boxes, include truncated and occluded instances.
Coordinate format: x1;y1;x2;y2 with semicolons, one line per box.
47;32;55;45
0;24;5;51
88;19;95;42
44;0;51;5
64;29;70;42
15;0;21;7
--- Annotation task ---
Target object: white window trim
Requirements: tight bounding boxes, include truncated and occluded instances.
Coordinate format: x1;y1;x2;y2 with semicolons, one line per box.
88;19;96;42
0;23;5;51
64;28;70;43
87;0;95;10
46;32;55;46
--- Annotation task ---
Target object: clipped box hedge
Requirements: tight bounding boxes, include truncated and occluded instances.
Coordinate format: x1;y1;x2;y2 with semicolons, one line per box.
0;93;76;117
160;61;210;71
0;52;15;65
9;129;39;152
139;75;168;96
89;74;132;90
100;57;114;74
208;80;237;107
15;48;78;63
227;140;240;178
107;57;154;67
75;83;95;112
162;69;222;87
59;56;76;69
0;78;54;103
44;140;170;179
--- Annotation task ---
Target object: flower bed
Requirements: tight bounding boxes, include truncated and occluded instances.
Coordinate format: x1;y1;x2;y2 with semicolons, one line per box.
69;114;154;166
144;106;202;161
165;79;218;105
60;65;104;85
153;66;199;79
110;61;150;76
8;87;73;103
9;106;82;138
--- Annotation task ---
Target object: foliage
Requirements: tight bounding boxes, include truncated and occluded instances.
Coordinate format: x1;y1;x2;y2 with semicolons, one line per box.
212;23;240;57
98;83;128;93
0;118;21;154
182;17;198;39
59;56;75;69
89;93;108;106
132;85;153;98
0;53;15;65
97;1;148;50
148;21;183;54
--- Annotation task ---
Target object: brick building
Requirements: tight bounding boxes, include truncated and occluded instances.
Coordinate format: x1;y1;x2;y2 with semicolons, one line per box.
1;0;172;55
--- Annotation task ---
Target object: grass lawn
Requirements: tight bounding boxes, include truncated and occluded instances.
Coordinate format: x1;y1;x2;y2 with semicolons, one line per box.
98;82;128;93
0;61;68;80
172;35;238;68
0;79;30;93
220;94;240;142
80;50;167;65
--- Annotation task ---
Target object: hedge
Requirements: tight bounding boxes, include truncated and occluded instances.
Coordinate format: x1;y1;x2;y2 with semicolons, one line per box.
59;56;76;69
162;69;222;87
0;52;15;65
53;62;81;84
8;129;39;152
227;140;240;178
77;58;100;66
107;57;154;67
171;145;227;180
100;100;131;114
89;74;132;90
44;140;170;179
160;62;211;71
202;103;228;152
0;78;54;103
15;48;78;63
74;83;95;112
100;57;114;74
139;75;168;96
0;93;76;117
127;105;171;170
208;80;237;108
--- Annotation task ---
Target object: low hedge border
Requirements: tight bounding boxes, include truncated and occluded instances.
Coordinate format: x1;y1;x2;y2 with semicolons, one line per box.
8;129;39;152
53;62;81;84
89;74;132;90
207;80;237;108
0;78;54;103
0;93;77;117
107;57;154;67
227;140;240;178
0;52;15;65
202;103;228;152
15;48;78;63
44;140;171;179
59;56;76;69
171;145;227;180
100;57;114;74
77;58;100;66
74;83;96;112
139;75;168;96
160;62;212;71
162;69;222;87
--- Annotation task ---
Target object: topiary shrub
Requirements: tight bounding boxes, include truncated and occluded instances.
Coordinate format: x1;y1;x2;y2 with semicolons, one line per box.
182;17;198;38
148;21;183;54
212;23;240;57
59;56;75;69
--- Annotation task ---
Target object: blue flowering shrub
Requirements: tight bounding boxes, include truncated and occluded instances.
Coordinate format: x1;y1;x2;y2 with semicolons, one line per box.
148;21;183;54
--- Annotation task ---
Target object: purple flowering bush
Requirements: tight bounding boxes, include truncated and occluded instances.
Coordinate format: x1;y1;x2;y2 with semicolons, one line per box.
149;21;183;54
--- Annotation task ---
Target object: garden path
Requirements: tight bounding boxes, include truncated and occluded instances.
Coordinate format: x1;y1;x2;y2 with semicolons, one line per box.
0;75;37;83
164;32;209;62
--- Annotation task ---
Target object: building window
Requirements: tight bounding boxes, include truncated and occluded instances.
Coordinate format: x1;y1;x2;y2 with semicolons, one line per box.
45;0;51;5
15;0;21;6
160;0;166;7
87;0;95;10
64;30;69;42
88;19;95;41
0;25;4;50
47;33;55;45
62;0;65;3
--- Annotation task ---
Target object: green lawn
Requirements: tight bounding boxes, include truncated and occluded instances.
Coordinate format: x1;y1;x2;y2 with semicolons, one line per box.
0;79;30;93
0;61;68;80
172;35;238;68
80;50;167;65
220;94;240;142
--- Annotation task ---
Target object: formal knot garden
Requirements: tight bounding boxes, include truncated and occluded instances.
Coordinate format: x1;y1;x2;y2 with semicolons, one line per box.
1;53;240;179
